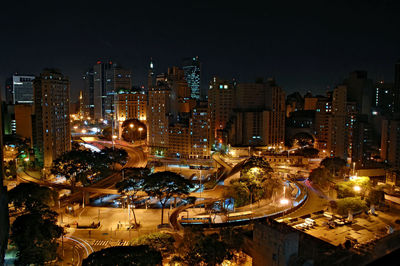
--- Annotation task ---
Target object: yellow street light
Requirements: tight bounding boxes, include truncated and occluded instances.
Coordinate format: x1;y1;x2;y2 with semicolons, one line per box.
138;127;143;131
353;185;361;192
112;135;118;139
24;157;29;162
280;198;289;205
81;129;87;134
129;124;134;128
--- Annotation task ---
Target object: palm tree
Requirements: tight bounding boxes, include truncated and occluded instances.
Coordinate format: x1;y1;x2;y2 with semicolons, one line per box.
116;168;150;227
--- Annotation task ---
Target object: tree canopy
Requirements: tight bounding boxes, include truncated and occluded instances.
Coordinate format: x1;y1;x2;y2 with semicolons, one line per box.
10;209;63;265
143;171;193;225
82;245;162;266
174;229;233;266
336;197;368;215
130;232;175;255
8;183;58;212
51;147;127;187
320;157;347;178
116;167;151;226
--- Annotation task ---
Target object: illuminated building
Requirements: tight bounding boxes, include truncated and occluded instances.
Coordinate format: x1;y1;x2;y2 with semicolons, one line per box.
182;56;201;99
33;69;71;167
208;77;234;144
116;90;147;122
5;74;35;104
228;78;285;147
83;61;131;120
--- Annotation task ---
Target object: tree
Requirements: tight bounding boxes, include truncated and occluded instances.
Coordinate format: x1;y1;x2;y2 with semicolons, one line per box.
336;197;368;215
82;245;162;266
100;147;128;168
116;168;150;226
176;229;232;266
240;156;273;179
130;232;175;255
320;157;347;178
367;189;385;206
309;167;331;186
8;183;58;212
121;119;147;142
10;209;63;265
143;171;193;225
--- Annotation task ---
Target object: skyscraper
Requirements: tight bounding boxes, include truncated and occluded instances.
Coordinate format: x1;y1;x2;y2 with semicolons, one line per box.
330;85;348;159
208;77;235;144
83;61;132;121
228;78;285;147
182;56;201;99
394;60;400;113
4;74;35;104
33;69;71;168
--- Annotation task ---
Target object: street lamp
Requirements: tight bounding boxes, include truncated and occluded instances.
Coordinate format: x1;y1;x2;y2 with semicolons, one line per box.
129;123;134;129
280;198;289;205
353;185;361;192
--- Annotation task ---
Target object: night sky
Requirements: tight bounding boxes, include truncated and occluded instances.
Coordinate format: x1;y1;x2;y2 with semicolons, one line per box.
1;0;400;101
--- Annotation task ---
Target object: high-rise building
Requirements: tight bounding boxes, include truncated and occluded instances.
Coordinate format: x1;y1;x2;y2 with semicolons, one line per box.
104;64;132;120
148;80;172;154
189;102;211;159
228;78;285;147
381;119;400;168
330;85;348;159
374;80;394;115
343;71;373;115
33;69;71;168
148;58;155;90
208;77;235;144
315;95;332;151
116;90;147;122
83;61;131;121
14;104;34;144
4;74;35;104
182;56;201;99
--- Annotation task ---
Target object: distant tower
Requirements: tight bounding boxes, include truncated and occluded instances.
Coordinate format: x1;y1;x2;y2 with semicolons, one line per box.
148;58;155;90
182;56;201;100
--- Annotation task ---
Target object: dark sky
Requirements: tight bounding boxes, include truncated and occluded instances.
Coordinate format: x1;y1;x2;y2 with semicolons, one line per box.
1;0;400;101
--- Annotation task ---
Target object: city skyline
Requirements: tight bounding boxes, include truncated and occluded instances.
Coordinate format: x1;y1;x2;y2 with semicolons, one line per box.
2;1;400;100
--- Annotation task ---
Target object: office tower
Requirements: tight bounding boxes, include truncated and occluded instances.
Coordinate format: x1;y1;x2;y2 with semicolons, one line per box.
330;85;348;159
82;67;95;119
84;61;131;121
167;66;190;99
208;77;234;144
104;64;132;120
148;58;155;90
381;119;400;168
189;102;211;159
4;74;35;104
182;56;201;99
343;71;374;115
116;90;147;122
14;104;34;144
33;69;71;168
79;90;85;118
346;101;357;159
148;80;172;154
229;78;285;147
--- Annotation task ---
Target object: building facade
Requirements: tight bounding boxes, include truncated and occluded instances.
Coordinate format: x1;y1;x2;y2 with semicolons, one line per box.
33;69;71;168
116;91;147;122
182;56;201;100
